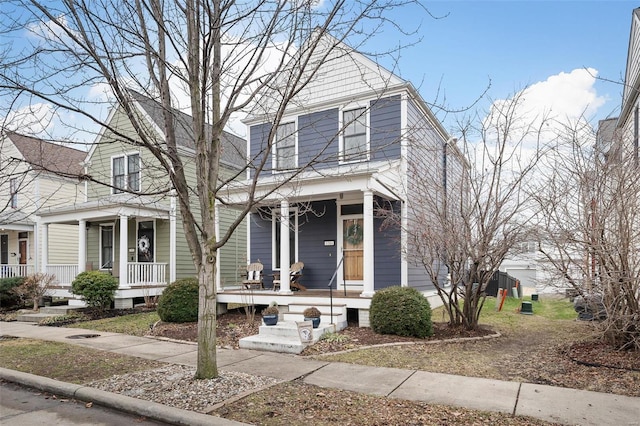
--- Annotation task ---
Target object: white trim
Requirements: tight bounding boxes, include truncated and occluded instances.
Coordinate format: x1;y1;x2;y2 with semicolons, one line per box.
110;151;141;194
339;104;370;164
400;93;409;287
271;206;299;271
336;199;364;287
272;120;298;173
99;223;115;270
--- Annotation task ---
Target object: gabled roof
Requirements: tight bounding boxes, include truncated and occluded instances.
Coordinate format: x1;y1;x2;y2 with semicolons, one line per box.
5;131;85;178
129;90;246;169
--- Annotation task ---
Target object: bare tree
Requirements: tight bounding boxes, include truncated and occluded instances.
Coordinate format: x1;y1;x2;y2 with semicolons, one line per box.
1;0;430;378
381;90;549;330
532;120;640;351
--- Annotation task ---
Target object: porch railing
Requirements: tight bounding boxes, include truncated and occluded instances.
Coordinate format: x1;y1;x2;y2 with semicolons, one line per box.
127;262;167;286
46;264;79;286
0;264;35;279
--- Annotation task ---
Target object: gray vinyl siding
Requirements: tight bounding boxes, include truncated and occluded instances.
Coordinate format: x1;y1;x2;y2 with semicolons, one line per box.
249;200;337;289
296;200;337;289
373;200;401;290
370;95;402;161
404;98;446;291
297;109;339;167
248;96;402;175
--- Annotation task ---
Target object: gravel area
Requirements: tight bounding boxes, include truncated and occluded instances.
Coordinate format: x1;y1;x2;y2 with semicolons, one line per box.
88;364;280;413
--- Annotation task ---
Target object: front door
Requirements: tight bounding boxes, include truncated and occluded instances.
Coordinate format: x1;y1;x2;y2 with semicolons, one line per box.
18;240;27;265
342;218;364;280
137;221;154;263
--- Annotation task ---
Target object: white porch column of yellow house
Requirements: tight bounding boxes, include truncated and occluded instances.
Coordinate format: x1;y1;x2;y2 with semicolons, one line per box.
40;222;48;274
279;200;292;294
361;190;375;297
119;215;129;288
78;219;86;274
215;201;222;292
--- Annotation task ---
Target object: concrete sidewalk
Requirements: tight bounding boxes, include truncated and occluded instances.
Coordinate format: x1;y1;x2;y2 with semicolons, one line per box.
1;321;639;426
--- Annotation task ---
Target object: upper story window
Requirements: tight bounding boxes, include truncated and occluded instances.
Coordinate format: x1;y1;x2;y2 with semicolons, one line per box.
274;122;296;171
341;107;368;163
112;153;140;194
9;178;18;209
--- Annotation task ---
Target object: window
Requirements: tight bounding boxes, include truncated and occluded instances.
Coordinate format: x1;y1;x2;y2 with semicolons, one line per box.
100;226;113;269
342;107;367;162
9;178;17;209
112;153;140;193
274;122;296;170
272;209;298;270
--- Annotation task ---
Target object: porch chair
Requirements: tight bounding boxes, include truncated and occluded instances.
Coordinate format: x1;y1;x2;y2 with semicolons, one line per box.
272;261;307;291
242;262;264;290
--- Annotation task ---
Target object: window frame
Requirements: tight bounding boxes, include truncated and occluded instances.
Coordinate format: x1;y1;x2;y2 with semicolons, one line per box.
99;224;114;270
272;121;297;172
9;178;18;209
271;207;298;271
339;106;369;164
111;152;141;194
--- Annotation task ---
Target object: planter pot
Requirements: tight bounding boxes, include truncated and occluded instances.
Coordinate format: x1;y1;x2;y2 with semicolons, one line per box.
305;317;321;328
263;314;278;326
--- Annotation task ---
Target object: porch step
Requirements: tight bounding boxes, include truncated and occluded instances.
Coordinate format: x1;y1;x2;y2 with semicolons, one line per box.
283;303;348;329
239;321;337;354
15;305;82;323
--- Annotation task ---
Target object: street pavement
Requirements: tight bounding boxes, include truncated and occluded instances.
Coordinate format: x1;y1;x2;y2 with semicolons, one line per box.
1;321;639;426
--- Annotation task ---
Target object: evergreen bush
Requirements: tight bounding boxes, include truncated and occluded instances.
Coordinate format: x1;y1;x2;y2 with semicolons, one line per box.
369;286;433;338
157;277;199;323
0;276;26;308
71;271;118;309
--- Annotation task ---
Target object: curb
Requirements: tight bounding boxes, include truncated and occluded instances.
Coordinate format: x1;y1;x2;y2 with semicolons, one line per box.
0;367;249;426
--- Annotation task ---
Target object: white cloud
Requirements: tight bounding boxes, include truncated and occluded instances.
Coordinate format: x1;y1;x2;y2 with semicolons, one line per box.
3;103;56;135
26;15;76;45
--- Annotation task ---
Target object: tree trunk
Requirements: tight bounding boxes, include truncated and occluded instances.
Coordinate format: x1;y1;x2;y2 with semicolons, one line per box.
195;256;217;379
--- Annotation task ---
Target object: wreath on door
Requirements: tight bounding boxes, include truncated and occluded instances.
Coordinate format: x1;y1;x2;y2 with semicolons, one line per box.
344;222;363;245
138;235;150;254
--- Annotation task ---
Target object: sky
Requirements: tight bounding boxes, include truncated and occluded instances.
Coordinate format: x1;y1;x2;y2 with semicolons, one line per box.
375;1;636;133
1;1;637;142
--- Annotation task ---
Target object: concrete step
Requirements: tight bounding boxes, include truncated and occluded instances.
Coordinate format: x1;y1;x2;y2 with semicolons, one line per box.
15;305;82;322
239;321;337;354
284;303;348;329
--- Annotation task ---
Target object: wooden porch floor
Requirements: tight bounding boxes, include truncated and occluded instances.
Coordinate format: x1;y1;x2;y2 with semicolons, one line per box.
220;288;368;299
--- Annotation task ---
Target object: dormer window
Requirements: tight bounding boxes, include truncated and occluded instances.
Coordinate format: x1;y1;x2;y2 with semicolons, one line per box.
112;153;140;193
341;107;368;162
274;122;296;171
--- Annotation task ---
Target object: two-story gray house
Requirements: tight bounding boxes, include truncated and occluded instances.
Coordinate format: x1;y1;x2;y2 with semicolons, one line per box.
221;33;464;326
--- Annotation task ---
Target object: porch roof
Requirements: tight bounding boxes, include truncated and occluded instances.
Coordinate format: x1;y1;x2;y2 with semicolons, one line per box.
220;159;404;206
37;194;171;224
0;210;35;231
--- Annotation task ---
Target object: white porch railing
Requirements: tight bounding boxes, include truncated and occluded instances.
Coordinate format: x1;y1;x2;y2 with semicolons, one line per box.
46;265;79;286
0;264;35;279
127;262;167;286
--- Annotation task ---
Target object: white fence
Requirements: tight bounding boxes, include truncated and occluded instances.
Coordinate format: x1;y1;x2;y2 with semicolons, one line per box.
127;262;167;286
0;264;35;279
46;264;80;286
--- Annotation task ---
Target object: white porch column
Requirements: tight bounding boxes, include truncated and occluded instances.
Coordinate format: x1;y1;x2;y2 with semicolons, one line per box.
215;201;222;292
361;190;375;297
279;200;292;294
169;192;177;284
78;219;86;274
119;215;129;288
40;222;48;274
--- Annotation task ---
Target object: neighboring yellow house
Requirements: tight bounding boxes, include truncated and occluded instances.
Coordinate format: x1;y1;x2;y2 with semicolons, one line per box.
0;131;86;279
38;91;247;308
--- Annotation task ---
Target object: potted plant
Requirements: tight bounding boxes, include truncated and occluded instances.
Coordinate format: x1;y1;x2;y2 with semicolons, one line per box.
303;306;322;328
262;302;279;326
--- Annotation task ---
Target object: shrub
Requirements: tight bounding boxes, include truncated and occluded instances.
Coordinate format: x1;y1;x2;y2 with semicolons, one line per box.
13;273;56;310
303;306;321;318
157;278;199;323
71;271;118;309
369;286;433;338
262;301;279;316
0;277;26;308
